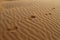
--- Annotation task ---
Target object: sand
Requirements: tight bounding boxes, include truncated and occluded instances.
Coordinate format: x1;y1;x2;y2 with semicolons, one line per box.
0;0;60;40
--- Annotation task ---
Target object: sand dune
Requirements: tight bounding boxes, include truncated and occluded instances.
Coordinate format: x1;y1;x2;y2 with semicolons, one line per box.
0;0;60;40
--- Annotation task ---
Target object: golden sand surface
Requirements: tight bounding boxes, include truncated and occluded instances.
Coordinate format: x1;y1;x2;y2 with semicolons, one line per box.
0;0;60;40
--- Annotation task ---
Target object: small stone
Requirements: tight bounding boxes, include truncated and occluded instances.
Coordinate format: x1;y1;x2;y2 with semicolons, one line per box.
49;13;52;15
52;8;55;10
7;29;11;31
31;16;36;18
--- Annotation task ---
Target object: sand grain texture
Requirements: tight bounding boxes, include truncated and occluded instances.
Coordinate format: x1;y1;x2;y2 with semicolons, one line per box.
0;0;60;40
